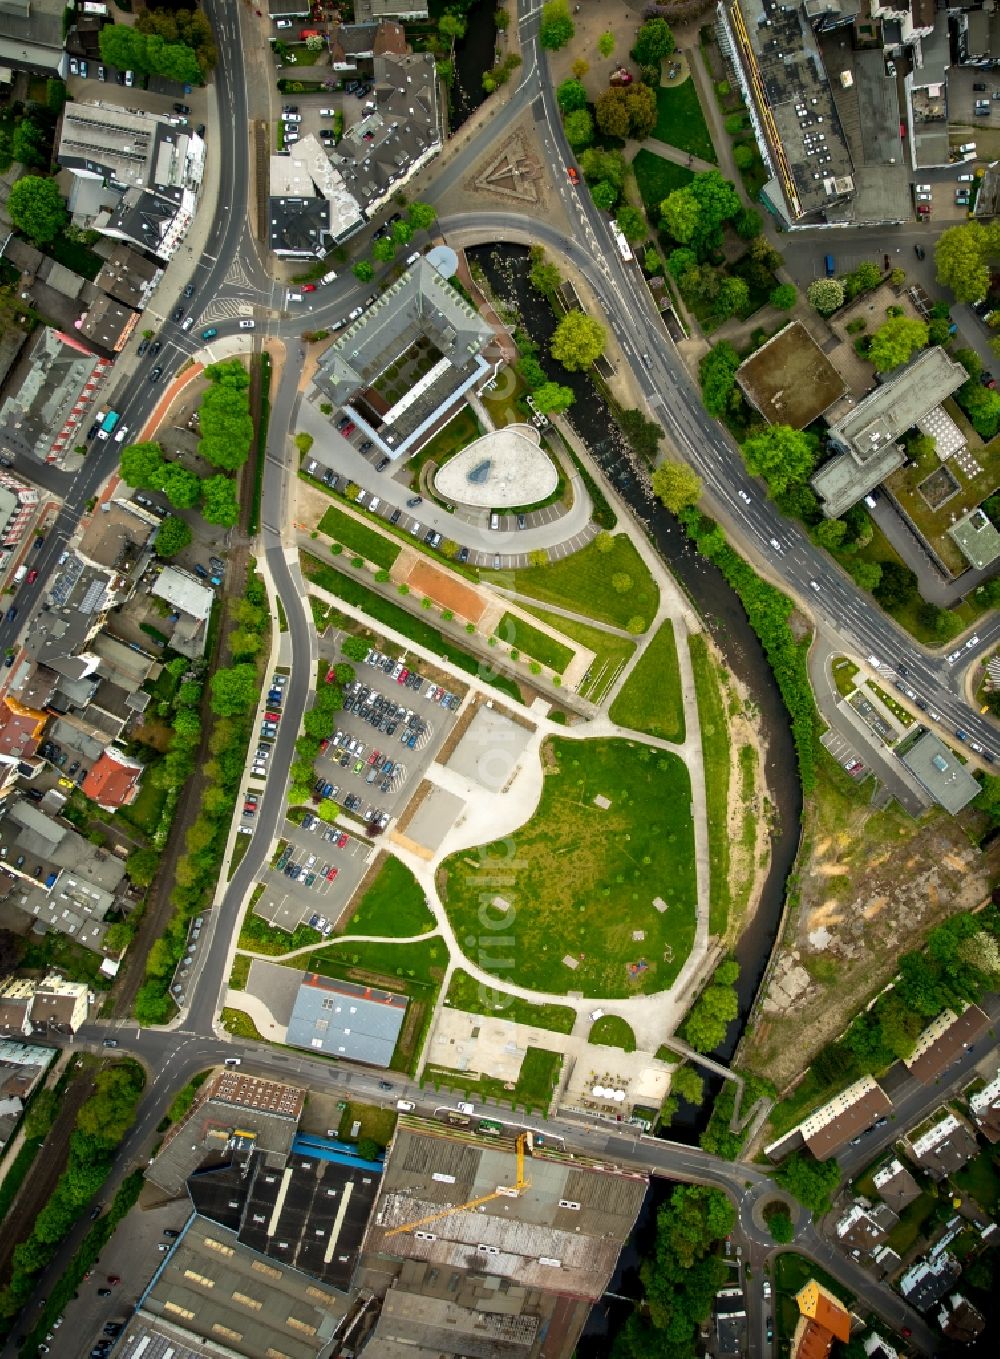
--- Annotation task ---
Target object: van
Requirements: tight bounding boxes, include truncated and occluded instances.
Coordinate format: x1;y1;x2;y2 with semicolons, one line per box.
396;1099;415;1111
959;142;977;154
321;270;338;285
824;254;836;277
489;510;499;529
238;319;255;330
224;1057;241;1067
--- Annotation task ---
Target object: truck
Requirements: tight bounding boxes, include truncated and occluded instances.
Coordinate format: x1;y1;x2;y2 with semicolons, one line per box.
824;254;836;277
96;409;121;440
12;565;26;584
610;221;633;263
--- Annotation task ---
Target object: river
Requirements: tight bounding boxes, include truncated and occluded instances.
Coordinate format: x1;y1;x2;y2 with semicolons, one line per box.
468;244;804;1351
449;0;497;130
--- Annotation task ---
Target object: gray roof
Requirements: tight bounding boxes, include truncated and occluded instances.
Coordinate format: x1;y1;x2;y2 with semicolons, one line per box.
286;973;407;1067
94;244;162;311
98;185;188;264
366;1287;539;1358
23;557;115;675
896;730;981;814
813;348;968;517
0;0;64;69
948;507;1000;571
268;194;333;258
0;328;110;465
366;1121;648;1299
78;294;139;354
353;0;429;19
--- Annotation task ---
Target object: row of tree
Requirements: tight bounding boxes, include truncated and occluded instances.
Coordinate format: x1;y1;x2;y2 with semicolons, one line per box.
350;202;437;282
135;573;271;1024
681;957;741;1052
98;17;213;87
0;1061;145;1316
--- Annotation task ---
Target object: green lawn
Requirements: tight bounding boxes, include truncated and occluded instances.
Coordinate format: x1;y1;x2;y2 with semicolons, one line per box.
653;80;717;163
229;956;251;989
438;736;697;997
832;657;858;698
632;148;695;211
239;903;322;954
445;968;577;1033
336;1100;398;1147
406;406;481;487
953;1150;1000;1214
116;775;167;838
496;612;574;674
300;554;522;703
343;856;435;937
221;1007;264;1040
522;606;635;702
689;634;731;936
318;504;401;571
609;620;685;741
886;1190;938;1255
589;1014;637;1051
509;534;659;632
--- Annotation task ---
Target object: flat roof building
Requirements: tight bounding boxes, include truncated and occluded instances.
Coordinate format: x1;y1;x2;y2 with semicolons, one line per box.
353;0;428;19
286;972;407;1067
812;348;969;517
717;0;855;227
734;322;848;429
947;507;1000;571
313;255;495;462
896;730;982;815
0;0;66;74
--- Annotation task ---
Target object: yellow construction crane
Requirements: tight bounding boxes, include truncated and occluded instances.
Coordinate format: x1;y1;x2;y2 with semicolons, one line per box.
384;1132;532;1239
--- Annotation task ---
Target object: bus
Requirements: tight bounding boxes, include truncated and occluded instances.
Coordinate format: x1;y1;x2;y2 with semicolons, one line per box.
610;222;633;263
96;409;121;440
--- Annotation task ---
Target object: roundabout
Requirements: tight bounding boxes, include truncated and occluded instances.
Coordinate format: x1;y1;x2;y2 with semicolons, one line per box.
433;423;557;509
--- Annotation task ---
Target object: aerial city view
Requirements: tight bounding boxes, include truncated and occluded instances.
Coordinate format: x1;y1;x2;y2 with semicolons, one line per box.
0;0;999;1357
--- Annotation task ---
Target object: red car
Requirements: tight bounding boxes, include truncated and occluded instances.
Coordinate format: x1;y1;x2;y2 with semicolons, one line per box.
325;667;337;683
342;421;356;436
397;667;409;684
368;749;381;767
326;866;338;881
319;738;329;754
26;569;37;584
302;283;317;292
265;710;281;722
567;166;579;184
900;121;906;139
337;833;348;848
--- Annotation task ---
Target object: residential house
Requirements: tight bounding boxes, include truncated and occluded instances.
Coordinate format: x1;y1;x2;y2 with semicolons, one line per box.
872;1158;922;1213
77;295;141;356
312;254;496;464
0;976;35;1036
937;1292;985;1342
790;1280;851;1359
93;245;163;313
81;748;144;812
27;972;89;1032
0;697;47;770
0;0;67;76
905;1110;980;1181
767;1076;892;1163
149;566;214;658
812;348;969;518
714;1287;747;1357
0;1038;55;1149
863;1332;898;1359
905;1008;991;1084
899;1251;962;1311
968;1069;1000;1143
835;1200;899;1254
0;468;41;584
353;0;428;20
0;326;112;467
22;557;125;681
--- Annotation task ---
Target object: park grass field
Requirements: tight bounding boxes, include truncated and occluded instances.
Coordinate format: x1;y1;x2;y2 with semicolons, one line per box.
342;856;435;938
509;534;659;632
437;737;696;997
609;620;685;742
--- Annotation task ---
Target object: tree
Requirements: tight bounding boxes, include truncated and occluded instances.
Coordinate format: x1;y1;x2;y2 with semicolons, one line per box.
661;187;700;245
551;311;605;371
814;518;847;550
438;12;467;40
619;408;662;461
556;77;588;113
735;206;763;239
357;1136;382;1161
935;222;992;303
8;175;68;245
733;142;754;170
579;146;627;189
652;461;702;514
632;17;675;66
532;381;574;414
845;260;882;298
161;463;201;510
571;57;589;79
11;119;46;168
539;0;574;50
716;275;749;319
119;441;166;491
743;426;816;496
528;248;561;294
873;559;917;609
807;277;845;315
352;260;374;282
595;88;630;139
210;664;258;717
373;237;397;263
770;282;797;310
201;475;240;527
698;341;740;419
199;360;253;470
767;1210;794;1243
775;1150;840;1216
406;201;437;231
342;636;370;662
616;204;646;244
391;219;413;245
670;1065;705;1105
598;30;615;58
868;315;929;372
591;180;618;212
563;107;593;151
661;170;740;258
154;515;192;558
99;24;202;85
126;846;160;888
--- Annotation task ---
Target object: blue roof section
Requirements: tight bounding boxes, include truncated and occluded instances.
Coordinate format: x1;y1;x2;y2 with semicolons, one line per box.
292;1132;383;1173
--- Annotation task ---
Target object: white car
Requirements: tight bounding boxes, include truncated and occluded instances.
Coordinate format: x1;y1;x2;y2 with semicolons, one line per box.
915;183;931;193
348;306;363;321
282;112;301;123
124;69;134;87
966;633;980;649
287;291;303;302
866;655;881;668
239;319;255;330
457;1102;475;1115
319;107;336;117
809;580;820;592
738;489;751;504
769;537;782;552
959;142;977;154
958;173;975;182
275;17;293;27
181;316;194;331
406;251;421;265
947;649;964;664
114;425;129;443
369;496;380;512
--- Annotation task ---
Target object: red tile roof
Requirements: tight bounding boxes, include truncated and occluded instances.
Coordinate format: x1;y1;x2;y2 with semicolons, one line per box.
81;749;143;809
0;698;46;760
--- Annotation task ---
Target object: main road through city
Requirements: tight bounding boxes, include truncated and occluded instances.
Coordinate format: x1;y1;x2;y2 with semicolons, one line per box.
0;3;994;1352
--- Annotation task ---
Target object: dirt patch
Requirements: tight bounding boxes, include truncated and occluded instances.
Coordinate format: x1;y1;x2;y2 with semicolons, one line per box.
402;557;487;623
742;786;999;1091
393;777;436;835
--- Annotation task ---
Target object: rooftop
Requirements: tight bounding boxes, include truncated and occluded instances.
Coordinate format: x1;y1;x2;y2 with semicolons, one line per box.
907;1110;979;1179
77;295;140;355
76;500;154;574
81;747;144;811
0;698;47;763
872;1158;922;1212
896;730;982;815
899;1252;962;1311
365;1120;648;1300
285;972;407;1067
0;327;110;466
93;244;162;311
947;507;1000;571
794;1076;892;1161
734;321;847;429
150;566;214;622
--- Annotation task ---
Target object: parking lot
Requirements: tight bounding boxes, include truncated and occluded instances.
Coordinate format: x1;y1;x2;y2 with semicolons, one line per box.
820;727;869;779
251;647;465;936
245;671;289;789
